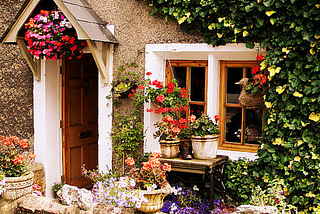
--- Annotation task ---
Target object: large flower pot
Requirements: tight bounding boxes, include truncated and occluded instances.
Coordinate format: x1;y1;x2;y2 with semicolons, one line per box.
159;139;180;159
137;184;172;213
2;171;34;200
191;135;219;159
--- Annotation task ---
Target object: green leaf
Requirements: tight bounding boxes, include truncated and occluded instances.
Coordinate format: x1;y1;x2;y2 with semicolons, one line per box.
256;17;264;28
245;41;255;49
263;0;275;7
301;31;310;41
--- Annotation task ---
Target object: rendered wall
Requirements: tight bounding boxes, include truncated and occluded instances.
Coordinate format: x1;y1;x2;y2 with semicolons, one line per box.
0;0;34;143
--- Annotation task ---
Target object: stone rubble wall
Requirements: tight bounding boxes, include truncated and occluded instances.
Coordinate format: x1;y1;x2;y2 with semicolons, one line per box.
0;0;34;146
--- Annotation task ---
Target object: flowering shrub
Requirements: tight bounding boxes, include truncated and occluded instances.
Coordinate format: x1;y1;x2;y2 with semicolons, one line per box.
125;152;171;190
154;115;187;140
245;54;267;95
161;184;233;214
83;166;147;209
51;181;65;198
91;176;148;208
25;10;87;60
0;136;36;177
250;178;297;213
31;184;43;196
143;73;189;117
189;114;221;137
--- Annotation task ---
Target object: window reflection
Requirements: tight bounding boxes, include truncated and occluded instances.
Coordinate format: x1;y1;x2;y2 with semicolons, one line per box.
190;105;204;119
245;108;263;144
226;67;242;104
173;67;187;88
225;107;241;143
191;67;205;102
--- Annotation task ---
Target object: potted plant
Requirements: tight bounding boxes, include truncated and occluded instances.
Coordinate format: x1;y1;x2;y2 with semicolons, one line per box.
25;9;87;60
0;135;36;199
125;153;173;213
189;114;221;159
236;54;266;109
177;126;193;160
154;115;186;158
112;80;137;98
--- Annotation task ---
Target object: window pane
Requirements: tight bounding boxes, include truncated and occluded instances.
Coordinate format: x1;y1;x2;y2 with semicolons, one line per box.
191;67;205;102
190;105;204;118
226;67;243;104
173;67;187;88
246;67;253;79
225;107;242;143
245;108;263;145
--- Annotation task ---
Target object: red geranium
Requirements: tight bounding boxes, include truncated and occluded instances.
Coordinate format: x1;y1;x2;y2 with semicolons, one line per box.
125;152;171;190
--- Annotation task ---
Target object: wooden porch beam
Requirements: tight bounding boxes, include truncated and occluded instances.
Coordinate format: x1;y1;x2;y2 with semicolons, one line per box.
17;38;41;81
86;40;110;83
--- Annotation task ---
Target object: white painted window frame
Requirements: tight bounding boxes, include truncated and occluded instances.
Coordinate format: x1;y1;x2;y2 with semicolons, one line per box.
144;43;265;161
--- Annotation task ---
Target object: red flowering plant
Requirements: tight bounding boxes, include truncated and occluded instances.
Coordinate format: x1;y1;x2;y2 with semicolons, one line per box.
25;10;87;61
153;115;187;140
142;72;189;118
125;152;172;191
245;54;268;94
0;136;36;177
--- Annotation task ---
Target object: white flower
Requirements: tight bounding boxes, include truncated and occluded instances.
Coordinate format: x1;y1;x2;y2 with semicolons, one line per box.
111;207;122;214
193;185;199;191
147;187;152;192
152;184;157;190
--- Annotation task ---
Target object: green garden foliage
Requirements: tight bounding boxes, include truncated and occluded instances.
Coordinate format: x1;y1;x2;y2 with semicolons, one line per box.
141;0;320;211
225;158;261;205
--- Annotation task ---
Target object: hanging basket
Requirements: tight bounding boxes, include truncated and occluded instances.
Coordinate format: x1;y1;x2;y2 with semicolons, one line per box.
112;80;136;98
238;92;264;109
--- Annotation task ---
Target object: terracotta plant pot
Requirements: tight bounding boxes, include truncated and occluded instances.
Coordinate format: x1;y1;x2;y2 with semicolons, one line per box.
179;139;192;160
159;139;180;159
2;171;34;200
137;184;172;213
191;135;219;159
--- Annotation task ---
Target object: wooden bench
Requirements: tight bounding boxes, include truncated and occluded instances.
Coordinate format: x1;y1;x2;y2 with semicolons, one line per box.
159;155;228;210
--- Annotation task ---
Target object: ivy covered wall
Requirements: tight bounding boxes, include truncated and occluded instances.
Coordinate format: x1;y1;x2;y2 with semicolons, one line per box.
141;0;320;212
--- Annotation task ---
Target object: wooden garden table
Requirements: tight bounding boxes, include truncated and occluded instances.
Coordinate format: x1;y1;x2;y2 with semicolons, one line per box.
159;155;228;210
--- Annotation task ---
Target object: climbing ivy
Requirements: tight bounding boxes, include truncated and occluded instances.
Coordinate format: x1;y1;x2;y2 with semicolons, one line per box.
141;0;320;211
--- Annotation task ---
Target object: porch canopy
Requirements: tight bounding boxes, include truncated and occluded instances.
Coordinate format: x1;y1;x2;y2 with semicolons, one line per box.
0;0;118;82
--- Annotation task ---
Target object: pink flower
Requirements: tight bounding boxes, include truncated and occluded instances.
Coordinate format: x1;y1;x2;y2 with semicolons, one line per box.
125;157;135;167
188;115;196;123
156;95;165;103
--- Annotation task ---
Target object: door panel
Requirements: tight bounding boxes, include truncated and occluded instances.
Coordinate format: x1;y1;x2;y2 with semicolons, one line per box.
63;54;98;188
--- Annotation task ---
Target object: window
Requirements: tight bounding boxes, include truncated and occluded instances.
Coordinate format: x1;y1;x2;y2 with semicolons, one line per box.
219;61;263;152
165;60;208;118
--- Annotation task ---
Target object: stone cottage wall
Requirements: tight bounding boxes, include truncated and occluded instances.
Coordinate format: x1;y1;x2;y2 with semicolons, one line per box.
0;0;34;145
86;0;204;164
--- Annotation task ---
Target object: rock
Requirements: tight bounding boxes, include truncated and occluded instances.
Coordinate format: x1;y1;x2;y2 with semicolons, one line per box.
17;195;78;213
232;205;278;214
3;195;137;214
57;184;93;210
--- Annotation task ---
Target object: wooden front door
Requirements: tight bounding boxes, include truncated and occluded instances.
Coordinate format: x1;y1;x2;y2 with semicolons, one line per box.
63;54;98;188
